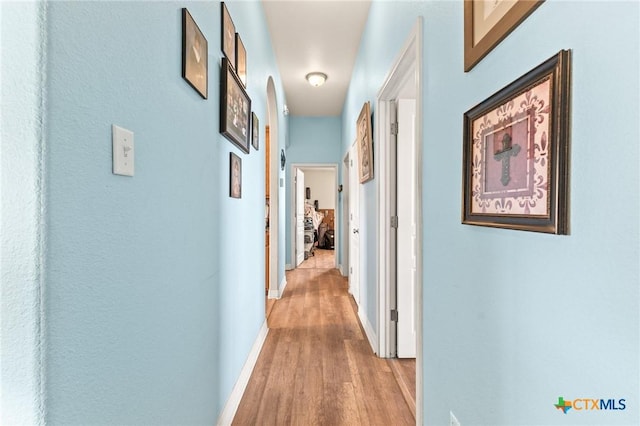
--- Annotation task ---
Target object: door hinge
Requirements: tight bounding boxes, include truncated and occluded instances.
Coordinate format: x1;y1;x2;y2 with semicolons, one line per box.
390;216;398;228
390;122;398;135
390;309;398;322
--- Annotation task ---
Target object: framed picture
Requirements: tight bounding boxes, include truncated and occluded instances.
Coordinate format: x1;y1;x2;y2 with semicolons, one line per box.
236;33;247;87
462;50;571;234
181;8;208;99
464;0;544;72
230;152;242;199
357;101;373;183
221;2;236;68
220;57;251;154
251;112;259;151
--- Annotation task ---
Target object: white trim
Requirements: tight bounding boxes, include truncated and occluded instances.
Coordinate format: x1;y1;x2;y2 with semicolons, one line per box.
341;150;350;280
338;264;345;276
268;276;287;299
216;321;269;426
266;78;279;303
375;17;424;426
285;263;293;271
359;308;378;355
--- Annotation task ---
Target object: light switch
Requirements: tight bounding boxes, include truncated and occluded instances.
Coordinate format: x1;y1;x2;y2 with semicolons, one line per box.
112;125;134;176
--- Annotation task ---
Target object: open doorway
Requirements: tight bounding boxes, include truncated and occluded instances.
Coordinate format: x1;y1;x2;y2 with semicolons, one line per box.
376;18;423;424
290;164;339;271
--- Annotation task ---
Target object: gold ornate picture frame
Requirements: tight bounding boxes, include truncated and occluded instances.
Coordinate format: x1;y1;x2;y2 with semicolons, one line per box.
462;50;571;234
357;102;373;183
464;0;544;72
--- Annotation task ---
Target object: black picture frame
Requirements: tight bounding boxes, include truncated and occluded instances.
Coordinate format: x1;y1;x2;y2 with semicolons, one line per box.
220;57;251;154
236;33;247;87
230;152;242;199
251;112;259;151
462;50;571;234
181;8;208;99
221;2;236;68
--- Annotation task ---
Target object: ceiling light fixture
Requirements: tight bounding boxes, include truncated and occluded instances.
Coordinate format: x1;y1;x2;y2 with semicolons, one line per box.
305;72;327;87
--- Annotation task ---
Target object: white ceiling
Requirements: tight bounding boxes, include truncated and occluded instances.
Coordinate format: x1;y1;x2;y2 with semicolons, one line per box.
262;0;372;117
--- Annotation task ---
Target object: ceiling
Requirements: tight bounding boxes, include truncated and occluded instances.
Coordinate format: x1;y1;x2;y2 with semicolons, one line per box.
262;0;372;117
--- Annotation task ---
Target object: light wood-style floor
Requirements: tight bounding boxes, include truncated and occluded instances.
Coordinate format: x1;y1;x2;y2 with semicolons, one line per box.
238;250;415;425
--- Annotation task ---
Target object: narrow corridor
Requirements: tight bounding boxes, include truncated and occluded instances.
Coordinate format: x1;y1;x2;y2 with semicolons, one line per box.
233;251;415;425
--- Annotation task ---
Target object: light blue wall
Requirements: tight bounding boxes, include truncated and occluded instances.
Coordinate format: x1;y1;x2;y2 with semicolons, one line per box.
15;1;286;423
285;116;342;265
343;1;639;425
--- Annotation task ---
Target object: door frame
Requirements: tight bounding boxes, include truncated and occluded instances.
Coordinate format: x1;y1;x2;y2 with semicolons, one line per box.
266;77;280;298
346;141;361;307
289;163;339;270
341;152;350;278
375;17;423;425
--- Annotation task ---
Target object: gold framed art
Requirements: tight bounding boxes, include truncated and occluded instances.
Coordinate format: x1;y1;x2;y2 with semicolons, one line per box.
462;50;571;234
464;0;544;72
357;102;373;183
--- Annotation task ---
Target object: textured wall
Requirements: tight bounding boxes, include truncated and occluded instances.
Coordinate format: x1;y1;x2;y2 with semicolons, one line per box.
343;1;639;425
36;1;284;423
302;169;336;210
0;2;47;424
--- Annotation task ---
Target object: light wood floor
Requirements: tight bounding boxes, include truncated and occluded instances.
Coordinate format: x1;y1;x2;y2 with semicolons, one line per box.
238;255;415;425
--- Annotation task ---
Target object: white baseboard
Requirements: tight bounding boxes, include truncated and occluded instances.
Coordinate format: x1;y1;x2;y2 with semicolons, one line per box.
338;264;345;276
268;276;287;299
359;308;378;355
216;321;269;426
285;263;293;271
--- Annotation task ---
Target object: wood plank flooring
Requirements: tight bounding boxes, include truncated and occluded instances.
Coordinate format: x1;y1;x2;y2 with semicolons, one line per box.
236;256;415;426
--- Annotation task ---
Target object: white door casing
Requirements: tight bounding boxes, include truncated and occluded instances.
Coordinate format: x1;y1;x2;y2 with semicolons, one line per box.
396;99;417;358
375;17;423;425
295;168;305;266
348;143;360;307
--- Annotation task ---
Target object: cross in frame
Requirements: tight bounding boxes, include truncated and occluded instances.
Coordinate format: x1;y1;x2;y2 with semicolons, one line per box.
493;133;521;186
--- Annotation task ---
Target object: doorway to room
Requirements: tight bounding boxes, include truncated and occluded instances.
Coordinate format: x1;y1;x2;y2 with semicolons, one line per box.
290;164;339;271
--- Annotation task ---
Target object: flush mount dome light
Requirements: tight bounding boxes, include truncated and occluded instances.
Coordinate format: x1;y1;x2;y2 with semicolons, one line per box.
305;72;328;87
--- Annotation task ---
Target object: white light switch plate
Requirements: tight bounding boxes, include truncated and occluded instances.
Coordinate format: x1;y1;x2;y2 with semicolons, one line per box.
112;125;134;176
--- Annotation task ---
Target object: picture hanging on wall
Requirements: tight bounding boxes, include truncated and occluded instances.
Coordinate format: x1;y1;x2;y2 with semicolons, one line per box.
252;112;259;151
464;0;545;72
181;8;208;99
357;101;373;183
462;49;571;234
221;2;236;68
236;33;247;87
220;57;251;154
230;152;242;199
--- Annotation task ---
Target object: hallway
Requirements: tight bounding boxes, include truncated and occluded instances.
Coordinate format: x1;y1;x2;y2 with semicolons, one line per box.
233;256;415;425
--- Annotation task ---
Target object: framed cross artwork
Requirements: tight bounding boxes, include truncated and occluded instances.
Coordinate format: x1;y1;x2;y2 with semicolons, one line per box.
462;50;571;234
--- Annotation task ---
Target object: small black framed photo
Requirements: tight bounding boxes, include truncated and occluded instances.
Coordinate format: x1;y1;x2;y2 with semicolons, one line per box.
236;33;247;87
251;112;259;151
230;152;242;199
221;2;236;68
220;57;251;153
182;8;208;99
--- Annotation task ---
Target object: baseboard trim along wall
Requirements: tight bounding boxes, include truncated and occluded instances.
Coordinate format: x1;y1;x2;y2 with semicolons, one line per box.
268;276;287;299
216;320;269;425
359;308;378;355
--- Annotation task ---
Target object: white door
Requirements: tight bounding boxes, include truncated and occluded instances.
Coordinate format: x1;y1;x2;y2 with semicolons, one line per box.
348;143;360;306
295;168;306;266
396;99;417;358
